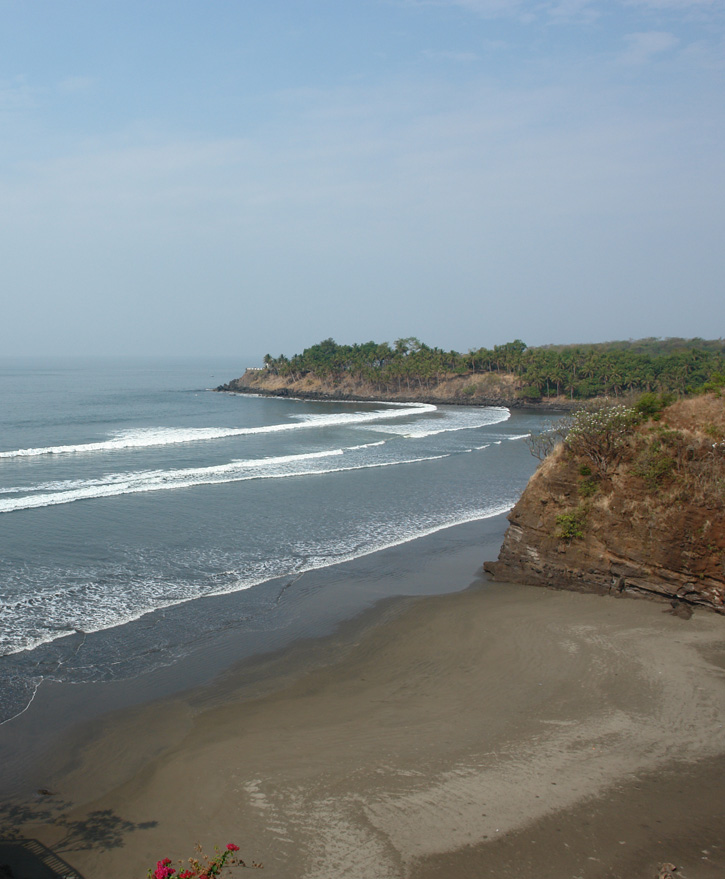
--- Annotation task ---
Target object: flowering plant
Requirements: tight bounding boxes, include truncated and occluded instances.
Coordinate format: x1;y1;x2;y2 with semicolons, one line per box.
564;404;639;476
148;843;261;878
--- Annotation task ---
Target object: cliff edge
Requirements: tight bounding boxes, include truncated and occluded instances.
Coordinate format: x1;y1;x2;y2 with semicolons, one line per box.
217;368;577;409
485;395;725;614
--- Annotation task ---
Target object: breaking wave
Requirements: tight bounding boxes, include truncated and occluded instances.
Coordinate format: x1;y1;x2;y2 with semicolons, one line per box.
0;448;452;513
0;403;437;459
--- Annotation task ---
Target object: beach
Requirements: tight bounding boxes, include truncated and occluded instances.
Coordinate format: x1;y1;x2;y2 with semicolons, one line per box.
2;519;725;879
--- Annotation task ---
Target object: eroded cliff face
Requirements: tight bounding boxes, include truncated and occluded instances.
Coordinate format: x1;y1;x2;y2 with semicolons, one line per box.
217;369;577;409
485;396;725;614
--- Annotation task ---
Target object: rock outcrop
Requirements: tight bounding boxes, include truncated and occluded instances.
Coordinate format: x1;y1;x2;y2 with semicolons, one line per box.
485;395;725;614
216;369;579;410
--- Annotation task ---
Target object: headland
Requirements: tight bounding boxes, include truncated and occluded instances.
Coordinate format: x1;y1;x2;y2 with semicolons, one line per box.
215;366;576;409
217;336;725;410
486;394;725;615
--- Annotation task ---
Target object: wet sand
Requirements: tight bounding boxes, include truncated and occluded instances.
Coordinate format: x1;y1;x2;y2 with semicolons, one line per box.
2;533;725;879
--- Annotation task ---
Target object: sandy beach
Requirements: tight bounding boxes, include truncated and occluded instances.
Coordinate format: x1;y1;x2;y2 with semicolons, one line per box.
2;527;725;879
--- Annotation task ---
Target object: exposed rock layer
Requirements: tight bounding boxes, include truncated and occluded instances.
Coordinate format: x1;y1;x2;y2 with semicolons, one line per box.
217;368;579;409
485;396;725;614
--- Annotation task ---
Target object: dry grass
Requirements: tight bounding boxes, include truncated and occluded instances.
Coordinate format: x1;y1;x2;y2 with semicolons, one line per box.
667;394;725;438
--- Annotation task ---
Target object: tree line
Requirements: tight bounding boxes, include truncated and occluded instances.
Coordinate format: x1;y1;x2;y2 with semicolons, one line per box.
260;337;725;399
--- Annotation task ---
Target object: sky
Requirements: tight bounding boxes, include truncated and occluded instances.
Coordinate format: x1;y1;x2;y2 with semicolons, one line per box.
1;0;723;359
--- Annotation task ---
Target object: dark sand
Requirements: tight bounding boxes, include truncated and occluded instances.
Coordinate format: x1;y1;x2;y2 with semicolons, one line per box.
2;521;724;879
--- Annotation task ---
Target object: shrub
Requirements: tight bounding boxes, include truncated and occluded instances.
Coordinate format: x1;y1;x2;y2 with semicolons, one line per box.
556;508;587;540
578;478;599;498
654;427;693;469
699;373;725;395
516;385;542;401
634;392;674;421
564;405;639;477
634;441;676;489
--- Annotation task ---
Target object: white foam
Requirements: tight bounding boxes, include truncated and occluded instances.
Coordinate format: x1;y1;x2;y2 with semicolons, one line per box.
0;450;451;514
199;502;513;603
366;407;510;438
0;403;437;459
4;449;344;498
0;570;261;658
0;501;512;658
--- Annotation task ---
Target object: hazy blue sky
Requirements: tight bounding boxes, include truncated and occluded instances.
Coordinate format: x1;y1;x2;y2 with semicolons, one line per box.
1;0;723;359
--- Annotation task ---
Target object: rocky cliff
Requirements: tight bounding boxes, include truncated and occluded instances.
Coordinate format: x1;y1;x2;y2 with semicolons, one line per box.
485;395;725;614
217;368;577;409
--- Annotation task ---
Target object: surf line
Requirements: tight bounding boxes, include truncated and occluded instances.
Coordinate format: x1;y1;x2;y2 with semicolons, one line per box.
0;403;438;459
0;453;453;514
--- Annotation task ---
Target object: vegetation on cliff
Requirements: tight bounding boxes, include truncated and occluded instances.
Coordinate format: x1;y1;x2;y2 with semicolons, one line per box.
554;392;725;513
487;391;725;612
247;337;725;402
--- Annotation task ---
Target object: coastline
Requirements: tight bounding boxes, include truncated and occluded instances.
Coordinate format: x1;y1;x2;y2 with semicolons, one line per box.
216;378;581;411
2;518;725;878
0;516;508;794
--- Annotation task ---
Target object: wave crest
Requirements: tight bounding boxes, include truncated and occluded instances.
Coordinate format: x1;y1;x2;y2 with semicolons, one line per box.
0;403;437;459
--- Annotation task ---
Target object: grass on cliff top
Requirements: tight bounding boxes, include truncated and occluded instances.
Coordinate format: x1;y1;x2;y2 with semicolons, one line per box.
531;392;725;511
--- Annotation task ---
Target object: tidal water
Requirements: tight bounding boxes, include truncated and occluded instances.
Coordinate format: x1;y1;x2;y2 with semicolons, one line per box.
0;357;550;724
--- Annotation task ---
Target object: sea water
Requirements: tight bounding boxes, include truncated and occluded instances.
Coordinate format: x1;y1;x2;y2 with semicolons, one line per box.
0;357;551;724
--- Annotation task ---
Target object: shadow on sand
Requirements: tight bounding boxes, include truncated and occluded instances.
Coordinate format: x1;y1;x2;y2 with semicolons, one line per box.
0;799;158;878
0;838;84;879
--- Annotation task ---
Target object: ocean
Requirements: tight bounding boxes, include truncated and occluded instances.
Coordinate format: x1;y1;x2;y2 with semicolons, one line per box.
0;357;549;726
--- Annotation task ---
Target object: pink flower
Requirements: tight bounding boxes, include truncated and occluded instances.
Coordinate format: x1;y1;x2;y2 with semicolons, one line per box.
226;843;240;852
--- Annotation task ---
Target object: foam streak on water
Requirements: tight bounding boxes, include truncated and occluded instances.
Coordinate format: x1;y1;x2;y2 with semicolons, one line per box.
0;402;438;458
1;501;513;660
0;450;453;513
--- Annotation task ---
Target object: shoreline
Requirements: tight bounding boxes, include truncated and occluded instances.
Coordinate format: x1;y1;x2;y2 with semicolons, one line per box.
0;509;512;729
0;516;510;795
215;382;580;411
2;519;725;878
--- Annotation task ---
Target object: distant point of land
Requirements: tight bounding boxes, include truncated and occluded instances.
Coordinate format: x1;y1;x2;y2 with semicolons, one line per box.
217;337;725;408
